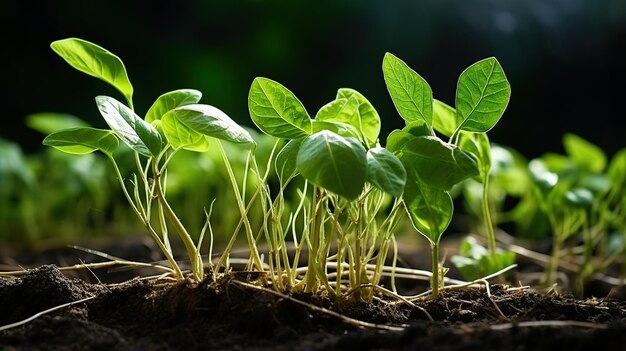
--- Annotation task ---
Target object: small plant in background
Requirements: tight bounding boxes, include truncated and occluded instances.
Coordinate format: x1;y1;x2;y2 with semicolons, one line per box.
528;133;626;293
382;53;513;296
43;38;258;282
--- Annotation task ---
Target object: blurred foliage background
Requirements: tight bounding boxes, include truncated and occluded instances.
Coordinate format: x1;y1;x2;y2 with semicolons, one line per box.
1;0;625;247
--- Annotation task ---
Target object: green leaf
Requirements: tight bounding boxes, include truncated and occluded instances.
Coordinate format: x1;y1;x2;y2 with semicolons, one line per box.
402;121;431;138
51;38;134;106
563;133;607;173
161;113;209;152
275;137;305;183
43;127;119;156
382;53;433;126
564;187;594;208
145;89;203;123
26;113;90;135
459;132;492;181
607;148;626;189
163;104;255;145
336;88;381;146
296;130;367;200
451;236;516;281
311;120;361;139
455;57;510;133
432;99;457;138
403;176;453;243
95;95;163;157
388;133;479;190
366;147;406;197
248;77;312;139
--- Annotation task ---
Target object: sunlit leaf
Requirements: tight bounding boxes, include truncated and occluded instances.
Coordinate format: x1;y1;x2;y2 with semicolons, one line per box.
95;96;162;156
43;127;119;156
366;147;406;197
164;104;255;145
275;137;305;183
248;77;312;139
145;89;202;123
388;133;479;190
383;53;433;126
336;88;381;146
51;38;134;105
432;99;457;138
455;57;510;133
296;130;367;200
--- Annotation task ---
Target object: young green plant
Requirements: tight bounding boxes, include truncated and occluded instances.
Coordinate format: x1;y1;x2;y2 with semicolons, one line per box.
248;77;407;301
42;38;257;282
382;53;512;297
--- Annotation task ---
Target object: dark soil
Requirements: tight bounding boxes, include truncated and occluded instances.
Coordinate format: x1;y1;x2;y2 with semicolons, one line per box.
2;238;626;351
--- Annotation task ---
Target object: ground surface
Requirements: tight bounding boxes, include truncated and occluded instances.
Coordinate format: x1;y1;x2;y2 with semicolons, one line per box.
2;237;626;351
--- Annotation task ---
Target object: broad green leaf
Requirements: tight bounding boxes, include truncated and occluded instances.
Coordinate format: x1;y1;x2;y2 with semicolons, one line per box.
248;77;312;139
403;175;453;243
336;88;381;146
459;132;491;181
451;236;516;281
145;89;203;123
26;113;90;135
455;57;510;133
382;53;433;126
563;133;606;173
296;130;367;200
275;137;305;183
51;38;134;105
311;120;361;139
366;147;406;197
316;98;356;121
0;138;36;188
432;99;457;138
43;127;119;156
402;121;431;138
95;96;162;157
607;148;626;189
163;104;255;145
388;133;479;190
490;144;532;196
161;113;209;152
564;187;594;208
529;159;558;191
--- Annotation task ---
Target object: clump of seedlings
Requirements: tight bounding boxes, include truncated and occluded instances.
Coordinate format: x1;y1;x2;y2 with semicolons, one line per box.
43;38;259;282
42;37;525;303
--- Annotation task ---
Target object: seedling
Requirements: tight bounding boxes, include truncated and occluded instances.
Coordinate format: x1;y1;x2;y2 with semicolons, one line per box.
382;53;512;297
247;77;407;301
42;38;257;282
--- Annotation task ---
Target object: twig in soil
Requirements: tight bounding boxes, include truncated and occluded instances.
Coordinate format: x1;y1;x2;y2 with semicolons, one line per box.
0;260;175;278
344;283;434;321
0;296;96;332
459;320;608;333
230;279;409;332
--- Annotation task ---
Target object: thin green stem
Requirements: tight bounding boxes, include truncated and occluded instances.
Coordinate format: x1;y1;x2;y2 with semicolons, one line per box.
216;141;264;272
431;241;440;299
482;176;497;254
152;160;202;281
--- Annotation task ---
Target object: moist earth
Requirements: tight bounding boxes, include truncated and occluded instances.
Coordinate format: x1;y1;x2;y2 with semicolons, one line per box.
2;239;626;351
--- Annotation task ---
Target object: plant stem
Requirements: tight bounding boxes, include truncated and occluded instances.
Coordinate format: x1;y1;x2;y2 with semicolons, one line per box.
216;141;264;272
431;241;440;299
482;176;497;254
106;154;183;280
304;186;322;293
152;161;203;281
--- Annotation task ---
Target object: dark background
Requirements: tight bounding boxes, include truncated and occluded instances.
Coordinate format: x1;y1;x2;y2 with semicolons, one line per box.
3;0;626;160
